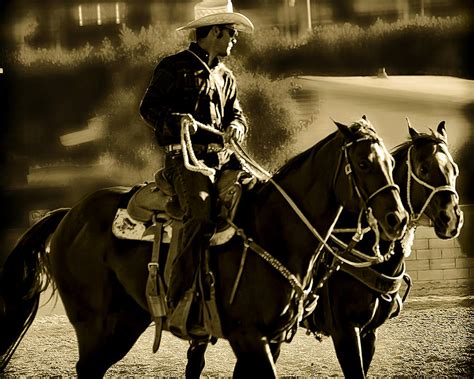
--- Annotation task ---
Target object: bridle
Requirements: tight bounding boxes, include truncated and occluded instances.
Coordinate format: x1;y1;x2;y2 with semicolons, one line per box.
405;144;459;224
330;135;400;262
338;135;400;218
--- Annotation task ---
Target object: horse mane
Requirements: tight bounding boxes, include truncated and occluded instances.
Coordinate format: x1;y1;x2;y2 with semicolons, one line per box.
272;130;339;182
254;120;380;198
273;119;379;179
273;119;378;181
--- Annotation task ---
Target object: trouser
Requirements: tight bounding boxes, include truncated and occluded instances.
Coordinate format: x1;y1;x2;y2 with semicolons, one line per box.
164;154;216;307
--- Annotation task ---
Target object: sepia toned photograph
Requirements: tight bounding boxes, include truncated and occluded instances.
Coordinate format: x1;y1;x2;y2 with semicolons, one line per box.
0;0;472;377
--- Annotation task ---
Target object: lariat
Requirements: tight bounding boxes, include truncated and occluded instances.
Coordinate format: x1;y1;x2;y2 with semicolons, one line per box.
179;117;218;180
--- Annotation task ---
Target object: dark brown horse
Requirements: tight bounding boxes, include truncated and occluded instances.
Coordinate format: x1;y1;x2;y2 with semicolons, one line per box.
0;118;408;378
300;120;463;378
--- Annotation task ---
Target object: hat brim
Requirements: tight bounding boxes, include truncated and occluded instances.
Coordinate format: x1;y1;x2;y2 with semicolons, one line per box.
176;12;254;33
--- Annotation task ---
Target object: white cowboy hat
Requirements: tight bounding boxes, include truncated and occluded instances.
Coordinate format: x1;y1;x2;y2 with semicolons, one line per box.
176;0;254;33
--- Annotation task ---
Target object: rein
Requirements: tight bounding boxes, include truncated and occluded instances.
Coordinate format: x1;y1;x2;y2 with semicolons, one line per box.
176;115;224;179
232;132;393;268
226;220;306;302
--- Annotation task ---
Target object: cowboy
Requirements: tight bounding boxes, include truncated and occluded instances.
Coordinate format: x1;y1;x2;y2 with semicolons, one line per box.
139;0;254;322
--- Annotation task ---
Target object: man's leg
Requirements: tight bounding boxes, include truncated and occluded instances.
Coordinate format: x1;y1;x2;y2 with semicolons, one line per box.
166;156;215;306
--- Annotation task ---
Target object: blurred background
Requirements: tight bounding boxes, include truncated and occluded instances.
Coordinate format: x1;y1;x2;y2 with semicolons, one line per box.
0;0;472;265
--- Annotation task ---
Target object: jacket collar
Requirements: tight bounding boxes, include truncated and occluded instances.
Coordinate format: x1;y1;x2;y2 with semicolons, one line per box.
189;42;220;69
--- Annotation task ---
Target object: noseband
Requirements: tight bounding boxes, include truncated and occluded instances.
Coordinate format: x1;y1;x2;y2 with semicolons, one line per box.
406;145;459;223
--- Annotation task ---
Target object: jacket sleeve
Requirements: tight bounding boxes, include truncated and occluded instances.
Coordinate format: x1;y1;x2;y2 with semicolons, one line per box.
139;59;181;145
223;75;248;135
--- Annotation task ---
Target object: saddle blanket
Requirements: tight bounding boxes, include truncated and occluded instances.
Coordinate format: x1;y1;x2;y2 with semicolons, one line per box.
112;208;235;246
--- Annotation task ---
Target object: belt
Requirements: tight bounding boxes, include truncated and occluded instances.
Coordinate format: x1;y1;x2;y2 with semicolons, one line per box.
165;143;223;154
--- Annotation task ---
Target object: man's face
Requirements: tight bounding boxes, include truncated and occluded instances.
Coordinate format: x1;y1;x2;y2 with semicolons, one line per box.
215;25;238;57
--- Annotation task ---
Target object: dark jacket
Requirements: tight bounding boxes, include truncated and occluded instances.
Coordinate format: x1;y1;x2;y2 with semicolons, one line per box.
140;42;248;147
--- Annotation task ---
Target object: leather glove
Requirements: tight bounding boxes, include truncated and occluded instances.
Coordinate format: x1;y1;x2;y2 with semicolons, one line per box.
224;123;245;144
180;114;198;134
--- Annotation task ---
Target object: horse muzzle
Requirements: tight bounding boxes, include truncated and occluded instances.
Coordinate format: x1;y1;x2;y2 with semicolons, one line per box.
434;205;464;239
379;208;409;241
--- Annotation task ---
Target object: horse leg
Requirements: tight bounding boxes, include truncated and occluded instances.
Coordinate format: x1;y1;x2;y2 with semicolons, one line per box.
360;329;377;375
228;330;277;378
185;340;208;379
332;326;365;379
74;307;150;378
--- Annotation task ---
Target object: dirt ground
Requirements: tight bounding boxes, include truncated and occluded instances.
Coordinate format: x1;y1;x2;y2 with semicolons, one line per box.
2;283;473;378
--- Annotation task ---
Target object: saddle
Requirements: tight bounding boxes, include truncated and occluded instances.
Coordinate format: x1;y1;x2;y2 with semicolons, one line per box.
125;168;245;241
112;169;254;349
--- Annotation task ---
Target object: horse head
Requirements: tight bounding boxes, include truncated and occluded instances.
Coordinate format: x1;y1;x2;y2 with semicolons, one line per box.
333;116;408;241
404;119;463;239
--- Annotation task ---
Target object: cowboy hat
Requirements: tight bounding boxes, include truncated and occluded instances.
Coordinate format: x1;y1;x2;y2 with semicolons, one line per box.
176;0;254;33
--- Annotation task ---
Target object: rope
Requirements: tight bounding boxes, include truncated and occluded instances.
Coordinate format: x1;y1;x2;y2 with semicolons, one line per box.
180;119;216;178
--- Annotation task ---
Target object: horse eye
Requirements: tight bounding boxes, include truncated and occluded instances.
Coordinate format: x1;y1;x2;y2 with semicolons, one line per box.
419;165;428;175
359;160;369;170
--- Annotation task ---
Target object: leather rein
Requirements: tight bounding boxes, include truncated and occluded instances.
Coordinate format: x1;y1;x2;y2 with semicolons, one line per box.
225;132;399;310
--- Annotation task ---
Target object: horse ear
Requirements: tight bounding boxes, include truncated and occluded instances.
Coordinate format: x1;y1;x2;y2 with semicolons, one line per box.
437;121;448;143
333;119;355;140
406;117;419;139
362;115;367;121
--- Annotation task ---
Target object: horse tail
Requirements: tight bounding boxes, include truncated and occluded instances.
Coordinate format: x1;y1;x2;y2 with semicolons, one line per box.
0;208;70;372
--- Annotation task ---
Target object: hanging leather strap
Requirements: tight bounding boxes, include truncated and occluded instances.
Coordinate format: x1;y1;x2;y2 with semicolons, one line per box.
202;248;224;338
145;222;168;353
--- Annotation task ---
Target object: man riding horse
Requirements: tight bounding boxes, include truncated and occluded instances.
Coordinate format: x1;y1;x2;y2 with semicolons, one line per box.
139;0;254;336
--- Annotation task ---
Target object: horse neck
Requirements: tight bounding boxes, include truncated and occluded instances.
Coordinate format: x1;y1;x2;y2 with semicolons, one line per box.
252;135;343;283
279;135;342;221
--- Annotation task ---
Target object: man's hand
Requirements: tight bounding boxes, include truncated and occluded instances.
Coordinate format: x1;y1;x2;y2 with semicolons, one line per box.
180;114;198;134
224;123;245;144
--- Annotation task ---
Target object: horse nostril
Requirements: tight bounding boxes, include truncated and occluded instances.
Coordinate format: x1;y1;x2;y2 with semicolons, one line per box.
385;211;407;232
386;212;398;230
